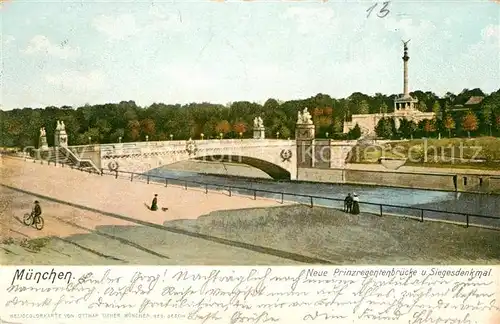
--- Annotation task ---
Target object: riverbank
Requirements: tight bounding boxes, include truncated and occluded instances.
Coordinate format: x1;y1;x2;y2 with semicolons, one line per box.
165;205;500;264
1;156;499;265
0;157;294;265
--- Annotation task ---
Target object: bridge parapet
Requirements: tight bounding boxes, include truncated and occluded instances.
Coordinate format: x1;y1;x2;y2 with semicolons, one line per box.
96;139;295;156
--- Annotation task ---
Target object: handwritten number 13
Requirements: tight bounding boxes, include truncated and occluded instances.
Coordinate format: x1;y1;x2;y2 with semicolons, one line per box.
367;1;390;18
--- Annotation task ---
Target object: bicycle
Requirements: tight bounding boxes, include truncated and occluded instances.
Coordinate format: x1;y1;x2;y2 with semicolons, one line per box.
23;211;44;230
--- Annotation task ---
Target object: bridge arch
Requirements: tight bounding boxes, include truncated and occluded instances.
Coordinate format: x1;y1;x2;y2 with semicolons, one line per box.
160;154;291;180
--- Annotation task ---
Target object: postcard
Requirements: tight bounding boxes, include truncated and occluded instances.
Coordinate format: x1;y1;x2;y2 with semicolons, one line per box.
1;0;499;322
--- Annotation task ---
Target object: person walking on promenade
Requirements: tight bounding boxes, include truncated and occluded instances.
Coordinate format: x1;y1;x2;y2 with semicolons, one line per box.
344;193;353;213
150;194;158;211
351;193;360;215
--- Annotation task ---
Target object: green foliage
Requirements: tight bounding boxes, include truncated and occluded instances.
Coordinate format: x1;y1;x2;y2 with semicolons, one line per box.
347;124;361;139
432;101;441;118
379;103;388;114
357;100;370;114
1;89;499;148
375;118;393;139
398;119;417;139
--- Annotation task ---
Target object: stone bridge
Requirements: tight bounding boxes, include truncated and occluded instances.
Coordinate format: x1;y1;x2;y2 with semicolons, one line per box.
67;138;358;181
71;139;298;180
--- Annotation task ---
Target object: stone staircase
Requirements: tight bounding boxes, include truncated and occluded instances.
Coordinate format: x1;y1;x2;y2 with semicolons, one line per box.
37;146;100;173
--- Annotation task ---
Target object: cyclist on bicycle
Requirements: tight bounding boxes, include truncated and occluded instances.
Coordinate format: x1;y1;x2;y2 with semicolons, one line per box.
33;200;42;217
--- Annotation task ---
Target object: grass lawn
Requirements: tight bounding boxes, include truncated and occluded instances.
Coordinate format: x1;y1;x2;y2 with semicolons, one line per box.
348;137;500;170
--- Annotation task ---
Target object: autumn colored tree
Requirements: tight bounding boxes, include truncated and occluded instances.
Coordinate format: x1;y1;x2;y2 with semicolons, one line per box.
313;107;323;117
140;118;156;138
323;107;333;116
424;119;436;137
443;116;456;138
215;120;231;137
232;121;247;136
127;120;140;141
462;111;478;138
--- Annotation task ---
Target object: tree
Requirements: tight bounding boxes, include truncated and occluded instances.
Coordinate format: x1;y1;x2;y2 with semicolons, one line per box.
215;120;231;137
443;116;456;138
398;119;417;139
379;103;388;114
462;111;478;138
109;128;125;143
496;115;500;133
333;118;343;134
323;107;333;116
432;101;441;119
348;123;361;139
375;118;393;139
417;101;427;112
232;121;247;136
278;125;291;139
482;104;493;136
357;100;369;114
424;119;436;137
127;120;140;141
313;107;323;117
140;118;156;139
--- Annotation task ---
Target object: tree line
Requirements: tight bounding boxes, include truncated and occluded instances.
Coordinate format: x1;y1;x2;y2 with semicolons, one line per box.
1;88;499;148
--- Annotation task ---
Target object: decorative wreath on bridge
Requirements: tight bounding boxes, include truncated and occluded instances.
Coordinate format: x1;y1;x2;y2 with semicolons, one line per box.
108;160;119;171
280;149;292;162
185;139;198;156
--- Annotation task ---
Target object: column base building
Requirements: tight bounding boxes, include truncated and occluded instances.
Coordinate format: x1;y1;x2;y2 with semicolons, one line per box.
343;41;435;136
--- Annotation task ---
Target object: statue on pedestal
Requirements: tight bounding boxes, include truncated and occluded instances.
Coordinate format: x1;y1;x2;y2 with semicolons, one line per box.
54;120;68;147
253;117;264;128
253;116;265;139
39;127;48;150
297;108;313;124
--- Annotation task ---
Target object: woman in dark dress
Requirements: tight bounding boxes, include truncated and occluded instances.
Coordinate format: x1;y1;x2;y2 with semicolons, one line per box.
351;193;360;214
150;194;158;211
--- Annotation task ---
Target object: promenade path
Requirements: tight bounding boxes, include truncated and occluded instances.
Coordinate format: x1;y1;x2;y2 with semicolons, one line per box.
0;157;301;264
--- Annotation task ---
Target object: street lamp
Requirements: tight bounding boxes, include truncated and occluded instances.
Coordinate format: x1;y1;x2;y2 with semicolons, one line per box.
325;132;329;138
145;135;149;142
239;132;243;139
276;131;280;139
219;132;223;140
169;134;173;141
88;136;91;144
200;133;204;140
118;136;122;143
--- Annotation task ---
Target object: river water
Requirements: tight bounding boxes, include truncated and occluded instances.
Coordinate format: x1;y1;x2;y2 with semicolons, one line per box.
145;167;500;228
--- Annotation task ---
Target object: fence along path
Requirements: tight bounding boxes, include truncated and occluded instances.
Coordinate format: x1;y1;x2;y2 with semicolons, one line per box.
24;156;500;231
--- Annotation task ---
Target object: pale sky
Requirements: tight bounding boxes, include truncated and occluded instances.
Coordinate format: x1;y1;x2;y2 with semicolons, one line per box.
1;0;499;110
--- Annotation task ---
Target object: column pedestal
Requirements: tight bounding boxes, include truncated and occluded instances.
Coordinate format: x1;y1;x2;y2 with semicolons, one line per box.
295;123;315;168
39;136;49;150
54;130;68;148
253;127;265;139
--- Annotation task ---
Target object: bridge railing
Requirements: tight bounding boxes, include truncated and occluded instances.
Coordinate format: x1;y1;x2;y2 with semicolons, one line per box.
89;167;500;230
